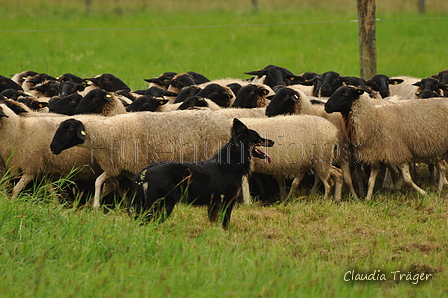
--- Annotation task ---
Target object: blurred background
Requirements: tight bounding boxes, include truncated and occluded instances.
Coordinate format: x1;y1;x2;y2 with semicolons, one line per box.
1;0;447;89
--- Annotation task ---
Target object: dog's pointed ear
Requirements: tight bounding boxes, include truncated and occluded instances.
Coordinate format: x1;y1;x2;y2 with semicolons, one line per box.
232;118;248;138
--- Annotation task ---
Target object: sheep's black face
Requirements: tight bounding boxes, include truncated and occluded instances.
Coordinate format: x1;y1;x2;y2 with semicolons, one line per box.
173;86;201;103
75;89;112;114
197;84;232;107
319;71;342;97
177;96;208;110
87;73;130;92
126;96;166;112
48;93;82;115
325;86;362;115
50;119;86;155
265;87;298;117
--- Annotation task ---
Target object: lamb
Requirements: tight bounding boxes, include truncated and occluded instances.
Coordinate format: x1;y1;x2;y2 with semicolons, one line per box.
74;89;127;116
324;85;448;200
265;86;360;199
239;115;343;201
0;104;102;199
232;84;274;108
50;109;233;208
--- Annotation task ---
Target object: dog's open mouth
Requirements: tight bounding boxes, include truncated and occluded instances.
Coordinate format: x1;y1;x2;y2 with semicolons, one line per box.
251;138;274;163
252;147;273;164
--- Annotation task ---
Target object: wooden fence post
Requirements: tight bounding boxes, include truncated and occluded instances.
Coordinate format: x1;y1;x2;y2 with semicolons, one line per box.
357;0;377;80
418;0;426;14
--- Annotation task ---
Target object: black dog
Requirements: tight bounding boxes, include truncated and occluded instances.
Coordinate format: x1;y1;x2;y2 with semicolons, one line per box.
131;118;274;229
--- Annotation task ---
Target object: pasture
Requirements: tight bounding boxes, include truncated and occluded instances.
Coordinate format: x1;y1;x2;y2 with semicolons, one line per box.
1;1;448;297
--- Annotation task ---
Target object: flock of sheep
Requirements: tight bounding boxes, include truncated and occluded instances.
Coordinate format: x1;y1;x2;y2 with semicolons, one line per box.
0;65;447;209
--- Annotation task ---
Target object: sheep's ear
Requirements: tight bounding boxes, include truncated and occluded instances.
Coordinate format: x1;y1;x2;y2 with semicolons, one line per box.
291;93;299;103
355;87;365;95
158;99;169;106
104;93;114;102
76;124;86;140
0;109;9;118
390;79;404;85
412;81;422;87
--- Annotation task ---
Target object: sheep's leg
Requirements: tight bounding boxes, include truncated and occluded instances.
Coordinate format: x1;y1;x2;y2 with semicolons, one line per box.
276;176;287;200
287;172;306;198
365;164;380;201
11;174;34;199
340;163;359;200
354;164;365;197
241;175;251;205
329;166;343;201
435;160;447;192
399;163;426;195
93;172;111;208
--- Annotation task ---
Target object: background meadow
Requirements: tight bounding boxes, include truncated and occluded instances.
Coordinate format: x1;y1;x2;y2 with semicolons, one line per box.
1;1;448;297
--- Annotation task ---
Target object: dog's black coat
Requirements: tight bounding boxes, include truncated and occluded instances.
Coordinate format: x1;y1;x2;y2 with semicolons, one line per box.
131;118;274;229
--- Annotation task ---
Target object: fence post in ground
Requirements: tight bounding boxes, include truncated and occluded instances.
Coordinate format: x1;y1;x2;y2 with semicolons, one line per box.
357;0;377;80
418;0;426;14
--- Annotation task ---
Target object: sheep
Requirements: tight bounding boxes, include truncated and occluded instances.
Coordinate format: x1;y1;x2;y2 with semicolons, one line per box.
85;73;130;92
173;85;202;103
324;85;448;200
232;84;275;108
431;69;448;96
265;86;361;199
244;65;298;88
0;104;103;199
144;72;178;90
48;93;83;115
239;115;343;201
365;74;404;98
176;96;223;111
166;73;197;97
194;83;235;107
22;73;57;94
126;96;187;112
416;90;443;99
50;109;233;208
58;81;87;96
215;107;267;119
74;89;127;116
132;86;178;99
10;70;38;87
387;76;421;98
28;80;59;98
0;75;23;92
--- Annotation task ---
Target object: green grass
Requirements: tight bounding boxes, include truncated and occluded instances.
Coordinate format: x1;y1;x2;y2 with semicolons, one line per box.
1;2;448;297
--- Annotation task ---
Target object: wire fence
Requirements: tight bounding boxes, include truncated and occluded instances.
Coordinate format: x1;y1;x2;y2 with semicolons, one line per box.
1;16;447;33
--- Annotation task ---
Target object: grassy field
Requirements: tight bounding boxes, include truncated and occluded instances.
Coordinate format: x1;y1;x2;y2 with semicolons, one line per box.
1;1;448;297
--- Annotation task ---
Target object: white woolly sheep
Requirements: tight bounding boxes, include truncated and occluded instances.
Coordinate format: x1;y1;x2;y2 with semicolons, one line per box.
50;110;233;208
0;104;102;199
74;89;127;116
239;115;343;201
232;84;275;109
265;86;361;199
324;85;448;200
